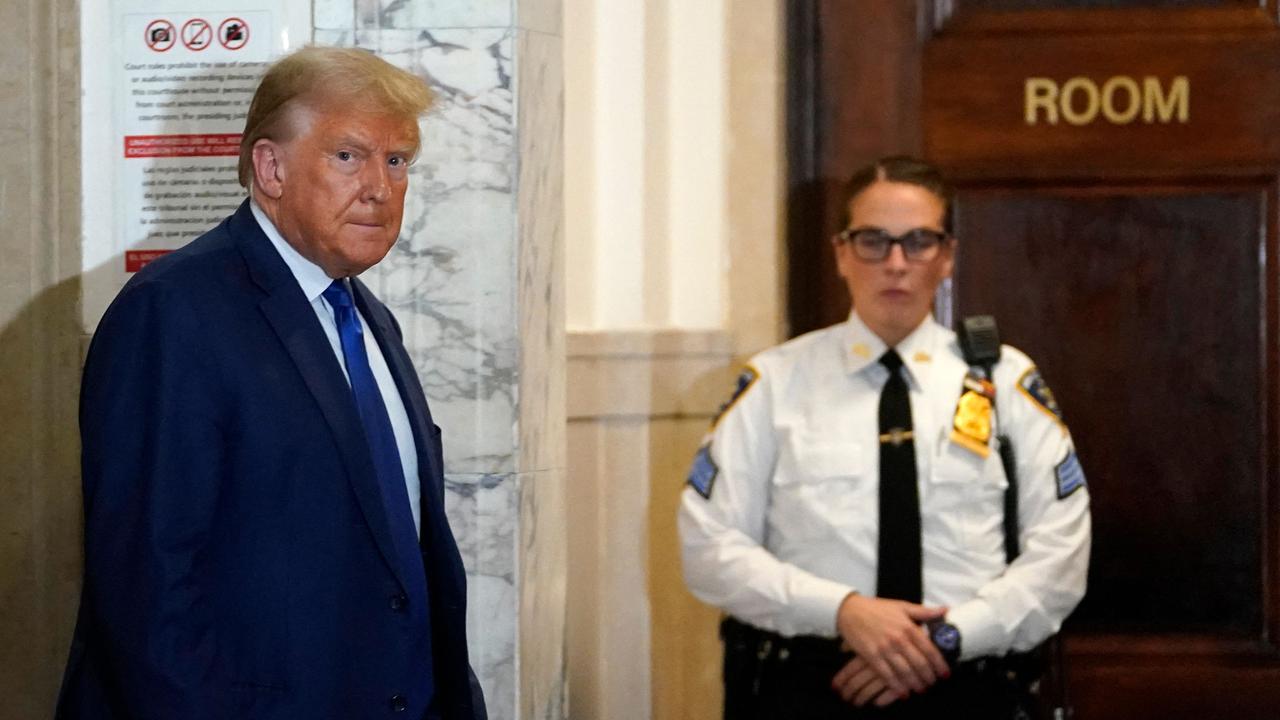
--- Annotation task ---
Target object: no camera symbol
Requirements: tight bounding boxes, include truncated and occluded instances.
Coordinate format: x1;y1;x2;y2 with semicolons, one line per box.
145;19;175;52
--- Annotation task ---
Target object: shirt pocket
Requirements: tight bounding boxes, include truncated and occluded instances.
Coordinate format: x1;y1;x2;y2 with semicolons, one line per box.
773;436;872;539
929;438;1008;554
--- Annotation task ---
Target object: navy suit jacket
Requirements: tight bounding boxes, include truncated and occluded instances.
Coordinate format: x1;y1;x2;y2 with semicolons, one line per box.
58;201;487;720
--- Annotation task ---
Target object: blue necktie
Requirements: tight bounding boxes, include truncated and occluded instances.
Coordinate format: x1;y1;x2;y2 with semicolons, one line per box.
323;280;434;709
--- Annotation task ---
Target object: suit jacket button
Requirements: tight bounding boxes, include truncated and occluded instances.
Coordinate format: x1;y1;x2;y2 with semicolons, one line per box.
390;594;408;611
390;694;408;712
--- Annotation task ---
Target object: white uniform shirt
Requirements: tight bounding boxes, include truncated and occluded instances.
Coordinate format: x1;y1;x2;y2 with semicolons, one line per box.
250;200;422;536
677;312;1091;660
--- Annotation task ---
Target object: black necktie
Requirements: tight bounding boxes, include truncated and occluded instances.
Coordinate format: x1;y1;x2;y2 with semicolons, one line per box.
877;349;922;602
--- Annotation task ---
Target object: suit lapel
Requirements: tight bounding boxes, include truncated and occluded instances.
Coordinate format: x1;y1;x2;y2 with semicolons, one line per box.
230;201;409;591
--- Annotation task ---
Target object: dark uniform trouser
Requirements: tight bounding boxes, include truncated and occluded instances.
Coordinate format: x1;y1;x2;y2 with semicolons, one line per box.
722;618;1040;720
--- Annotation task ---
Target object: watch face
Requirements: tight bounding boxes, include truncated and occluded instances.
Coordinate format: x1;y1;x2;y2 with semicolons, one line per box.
933;623;960;652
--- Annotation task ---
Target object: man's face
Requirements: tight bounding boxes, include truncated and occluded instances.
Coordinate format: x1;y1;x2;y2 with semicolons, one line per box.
835;180;953;346
266;105;418;278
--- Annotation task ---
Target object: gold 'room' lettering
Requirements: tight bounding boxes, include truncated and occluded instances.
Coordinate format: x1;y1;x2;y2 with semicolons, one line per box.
1025;75;1189;126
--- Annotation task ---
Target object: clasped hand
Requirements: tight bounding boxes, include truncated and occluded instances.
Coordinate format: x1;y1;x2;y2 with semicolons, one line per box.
831;593;950;708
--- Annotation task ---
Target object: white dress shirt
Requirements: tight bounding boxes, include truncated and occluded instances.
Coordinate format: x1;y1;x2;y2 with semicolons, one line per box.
678;311;1091;660
251;200;422;536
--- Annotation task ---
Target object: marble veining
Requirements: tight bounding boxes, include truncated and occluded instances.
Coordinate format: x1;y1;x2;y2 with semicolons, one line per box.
315;27;521;474
446;471;518;720
515;28;564;476
518;469;568;720
312;6;564;719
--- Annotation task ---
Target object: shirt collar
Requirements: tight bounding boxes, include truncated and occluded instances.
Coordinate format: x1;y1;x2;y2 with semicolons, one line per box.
841;310;941;384
250;198;336;303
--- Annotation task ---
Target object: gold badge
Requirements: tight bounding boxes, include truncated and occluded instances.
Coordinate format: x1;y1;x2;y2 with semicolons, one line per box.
852;343;871;359
950;389;992;458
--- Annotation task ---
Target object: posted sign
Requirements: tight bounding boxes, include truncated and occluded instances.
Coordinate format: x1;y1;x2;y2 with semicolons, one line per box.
82;0;309;328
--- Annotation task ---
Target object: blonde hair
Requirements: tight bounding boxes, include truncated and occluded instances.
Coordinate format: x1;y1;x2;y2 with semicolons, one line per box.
238;46;434;188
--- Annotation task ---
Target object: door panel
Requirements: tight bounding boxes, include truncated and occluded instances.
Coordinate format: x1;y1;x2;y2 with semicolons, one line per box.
955;187;1268;637
926;35;1280;179
967;0;1248;9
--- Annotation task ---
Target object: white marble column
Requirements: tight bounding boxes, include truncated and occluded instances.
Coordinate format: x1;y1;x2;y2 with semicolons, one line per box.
314;3;565;719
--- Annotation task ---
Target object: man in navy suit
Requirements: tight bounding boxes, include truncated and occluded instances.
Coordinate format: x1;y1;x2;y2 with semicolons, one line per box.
57;46;487;719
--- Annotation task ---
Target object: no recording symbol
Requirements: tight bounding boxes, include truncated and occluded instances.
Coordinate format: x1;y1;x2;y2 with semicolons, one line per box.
145;19;175;52
219;18;249;50
181;18;213;51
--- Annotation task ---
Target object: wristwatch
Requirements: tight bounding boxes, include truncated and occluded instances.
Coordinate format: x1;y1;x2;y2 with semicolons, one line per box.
926;619;962;667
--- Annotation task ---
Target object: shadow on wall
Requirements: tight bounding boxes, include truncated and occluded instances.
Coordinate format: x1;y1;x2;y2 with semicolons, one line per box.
0;264;84;720
0;246;195;719
2;57;266;716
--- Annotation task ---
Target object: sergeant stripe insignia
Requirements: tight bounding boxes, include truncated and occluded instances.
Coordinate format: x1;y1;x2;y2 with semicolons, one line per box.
711;365;759;428
1055;450;1086;499
1017;367;1065;425
687;444;719;499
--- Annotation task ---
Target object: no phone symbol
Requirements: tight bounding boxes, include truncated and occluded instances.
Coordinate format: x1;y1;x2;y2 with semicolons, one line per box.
219;18;249;50
145;19;175;52
182;18;212;51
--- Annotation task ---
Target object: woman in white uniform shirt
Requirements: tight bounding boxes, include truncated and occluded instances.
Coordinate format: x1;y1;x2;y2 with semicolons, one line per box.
678;155;1090;720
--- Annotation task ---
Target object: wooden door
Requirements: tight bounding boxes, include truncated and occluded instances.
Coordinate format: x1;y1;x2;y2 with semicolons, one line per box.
788;1;1280;717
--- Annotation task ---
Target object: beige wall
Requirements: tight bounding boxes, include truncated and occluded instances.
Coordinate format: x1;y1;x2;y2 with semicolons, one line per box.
563;0;787;717
566;331;736;720
565;0;737;331
725;0;788;353
0;0;83;718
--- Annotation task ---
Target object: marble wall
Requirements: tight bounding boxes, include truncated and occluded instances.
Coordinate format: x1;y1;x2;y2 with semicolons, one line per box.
314;2;565;719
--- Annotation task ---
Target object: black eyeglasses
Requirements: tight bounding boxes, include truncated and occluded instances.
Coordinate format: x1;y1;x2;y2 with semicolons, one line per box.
837;227;951;263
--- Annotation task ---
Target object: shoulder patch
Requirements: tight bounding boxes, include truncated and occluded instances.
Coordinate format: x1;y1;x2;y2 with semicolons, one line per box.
687;444;719;499
1055;450;1086;499
1017;367;1065;424
711;365;760;428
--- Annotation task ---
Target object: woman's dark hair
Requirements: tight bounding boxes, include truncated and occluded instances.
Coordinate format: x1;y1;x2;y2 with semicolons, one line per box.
842;155;952;228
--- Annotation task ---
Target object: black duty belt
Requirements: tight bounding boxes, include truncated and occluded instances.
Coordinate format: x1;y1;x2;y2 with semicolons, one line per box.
720;617;1051;720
